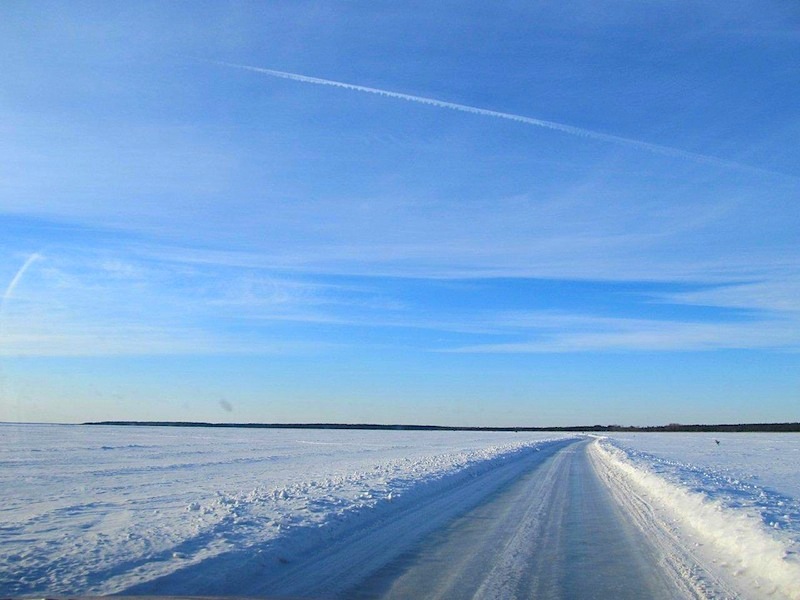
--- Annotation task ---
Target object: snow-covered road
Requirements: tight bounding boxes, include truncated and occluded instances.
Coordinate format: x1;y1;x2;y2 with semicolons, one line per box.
4;426;799;599
350;438;679;599
121;439;712;599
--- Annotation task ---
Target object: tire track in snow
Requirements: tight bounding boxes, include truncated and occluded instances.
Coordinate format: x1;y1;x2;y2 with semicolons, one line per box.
350;439;682;599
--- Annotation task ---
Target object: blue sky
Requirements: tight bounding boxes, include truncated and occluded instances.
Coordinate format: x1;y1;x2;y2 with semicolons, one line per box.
1;1;798;426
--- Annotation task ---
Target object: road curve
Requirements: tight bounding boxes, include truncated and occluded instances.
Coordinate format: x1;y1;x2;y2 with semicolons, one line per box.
347;439;681;599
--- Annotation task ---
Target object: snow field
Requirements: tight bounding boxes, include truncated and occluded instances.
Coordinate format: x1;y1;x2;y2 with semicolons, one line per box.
0;424;571;596
593;436;800;600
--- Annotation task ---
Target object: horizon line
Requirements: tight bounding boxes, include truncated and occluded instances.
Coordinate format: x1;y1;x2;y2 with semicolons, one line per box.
53;420;800;433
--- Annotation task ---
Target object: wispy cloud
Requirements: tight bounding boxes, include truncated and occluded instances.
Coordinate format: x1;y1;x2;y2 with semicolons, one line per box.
0;249;371;356
661;280;800;313
216;61;783;178
2;240;800;358
445;312;800;353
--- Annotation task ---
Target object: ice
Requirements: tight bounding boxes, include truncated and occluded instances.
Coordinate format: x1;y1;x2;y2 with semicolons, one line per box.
0;423;568;596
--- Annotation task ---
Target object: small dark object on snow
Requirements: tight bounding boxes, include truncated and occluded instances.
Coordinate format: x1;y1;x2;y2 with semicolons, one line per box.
714;439;720;445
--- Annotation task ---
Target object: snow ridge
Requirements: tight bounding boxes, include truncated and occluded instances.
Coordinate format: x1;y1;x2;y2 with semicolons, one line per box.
593;438;800;600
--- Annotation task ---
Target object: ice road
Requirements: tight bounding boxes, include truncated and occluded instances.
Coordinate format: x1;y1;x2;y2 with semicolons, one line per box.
124;437;795;599
349;438;677;599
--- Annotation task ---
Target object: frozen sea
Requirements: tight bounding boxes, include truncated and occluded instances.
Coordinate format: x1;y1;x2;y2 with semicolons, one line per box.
2;424;799;598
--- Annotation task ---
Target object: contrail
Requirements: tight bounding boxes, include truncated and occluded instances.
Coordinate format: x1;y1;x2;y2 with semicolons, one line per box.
0;253;42;414
1;253;42;312
216;61;777;176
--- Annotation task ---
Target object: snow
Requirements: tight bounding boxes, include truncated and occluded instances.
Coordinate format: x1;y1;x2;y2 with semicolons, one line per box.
5;424;799;599
0;423;571;596
606;432;800;503
594;434;800;600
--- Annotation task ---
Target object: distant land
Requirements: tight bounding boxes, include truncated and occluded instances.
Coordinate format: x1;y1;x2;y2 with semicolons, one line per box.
84;421;800;433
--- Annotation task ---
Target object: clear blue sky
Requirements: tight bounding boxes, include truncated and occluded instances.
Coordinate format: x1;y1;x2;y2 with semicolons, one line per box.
1;1;798;426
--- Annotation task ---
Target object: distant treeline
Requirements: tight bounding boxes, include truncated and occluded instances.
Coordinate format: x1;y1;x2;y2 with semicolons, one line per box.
84;421;800;433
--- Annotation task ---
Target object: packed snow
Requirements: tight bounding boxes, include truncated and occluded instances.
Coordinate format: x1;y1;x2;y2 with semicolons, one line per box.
594;434;800;600
0;423;571;596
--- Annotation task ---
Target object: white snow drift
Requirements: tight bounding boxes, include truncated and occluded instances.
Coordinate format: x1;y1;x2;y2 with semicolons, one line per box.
593;435;800;600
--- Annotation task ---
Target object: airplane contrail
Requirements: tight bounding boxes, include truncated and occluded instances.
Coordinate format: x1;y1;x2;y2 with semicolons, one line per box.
1;253;42;312
216;61;776;175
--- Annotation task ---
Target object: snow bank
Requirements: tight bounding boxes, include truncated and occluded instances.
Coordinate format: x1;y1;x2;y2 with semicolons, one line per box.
0;424;570;596
606;432;800;504
593;437;800;600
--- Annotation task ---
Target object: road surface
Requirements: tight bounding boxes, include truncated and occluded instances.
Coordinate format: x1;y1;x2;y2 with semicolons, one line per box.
127;439;699;599
346;438;681;599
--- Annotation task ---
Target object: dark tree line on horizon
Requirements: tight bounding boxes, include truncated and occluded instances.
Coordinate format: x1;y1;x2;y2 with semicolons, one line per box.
84;421;800;433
